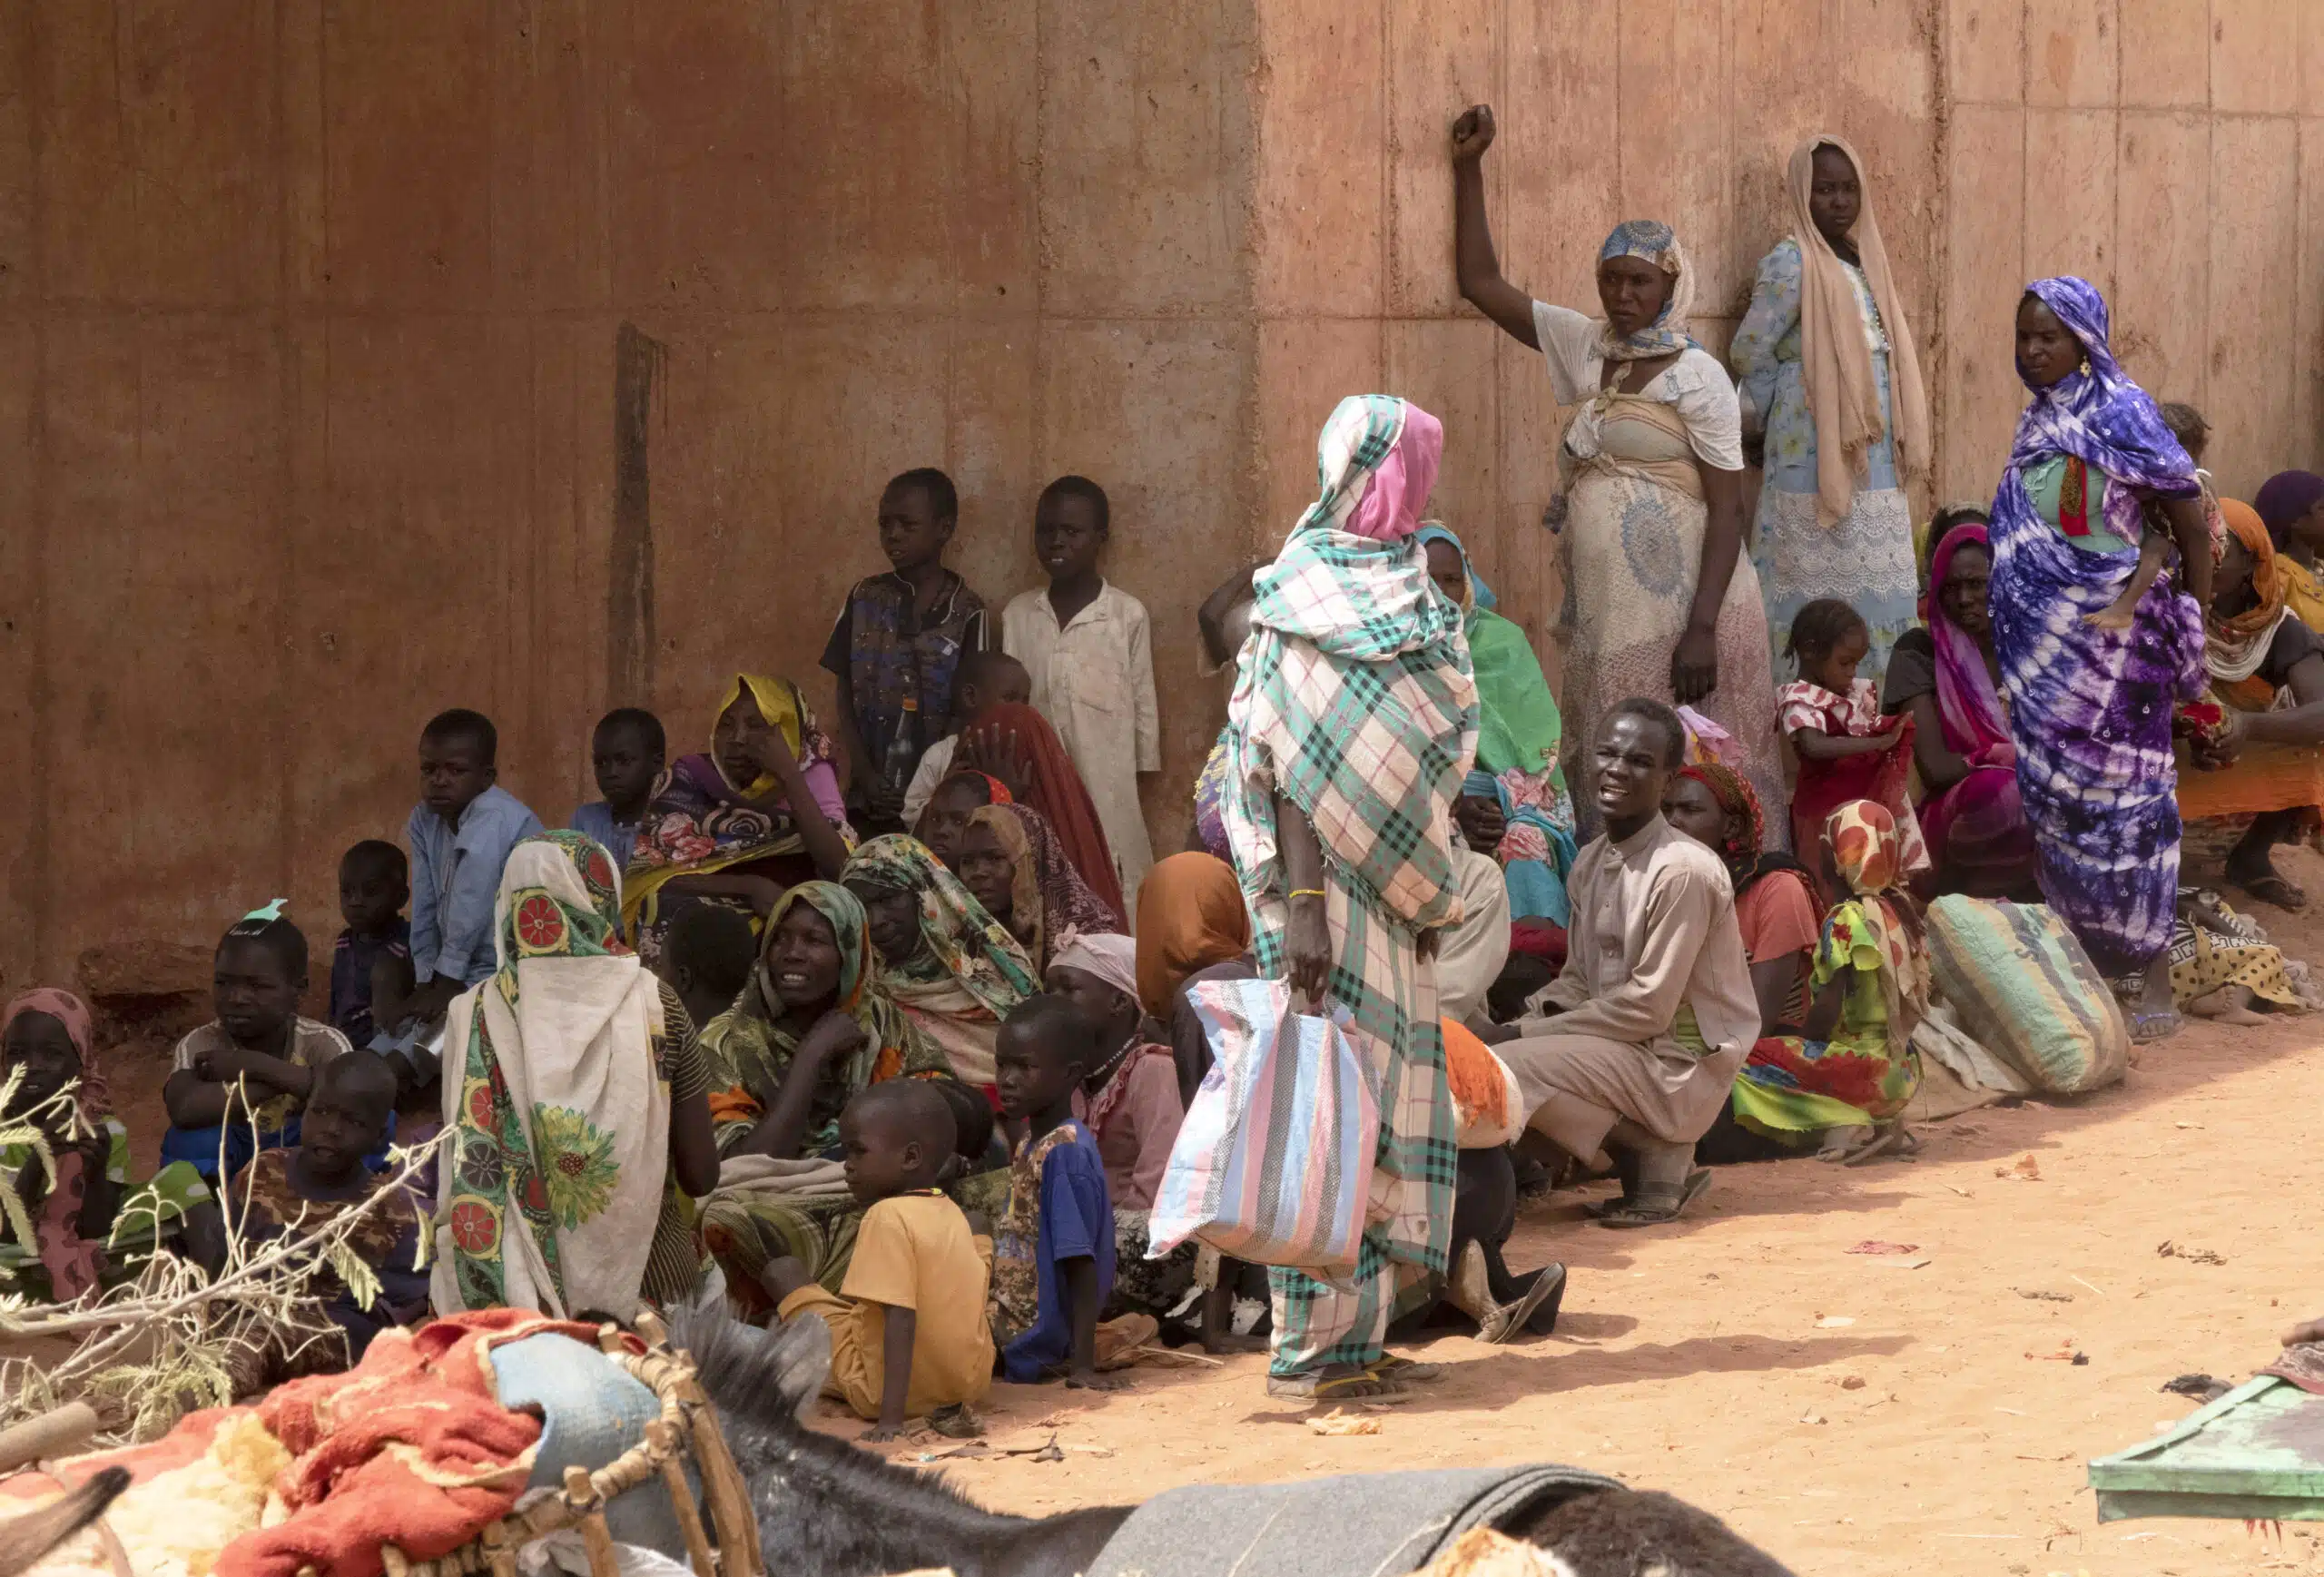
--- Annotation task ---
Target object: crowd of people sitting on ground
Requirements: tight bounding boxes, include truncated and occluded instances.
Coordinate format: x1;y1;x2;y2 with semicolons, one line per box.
6;109;2322;1424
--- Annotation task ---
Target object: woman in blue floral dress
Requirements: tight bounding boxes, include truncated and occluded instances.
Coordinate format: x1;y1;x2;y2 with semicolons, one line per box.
1731;136;1931;680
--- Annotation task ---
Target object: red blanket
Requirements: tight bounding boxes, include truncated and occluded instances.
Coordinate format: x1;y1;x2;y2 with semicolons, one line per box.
216;1309;638;1577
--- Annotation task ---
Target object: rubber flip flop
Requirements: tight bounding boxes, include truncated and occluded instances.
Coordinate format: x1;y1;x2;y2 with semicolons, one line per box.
1265;1369;1412;1404
1482;1263;1567;1345
1366;1354;1448;1384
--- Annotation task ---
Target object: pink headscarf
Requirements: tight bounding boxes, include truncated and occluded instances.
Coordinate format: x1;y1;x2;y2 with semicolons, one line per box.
3;989;103;1119
1924;523;2012;766
3;988;109;1303
1343;404;1444;542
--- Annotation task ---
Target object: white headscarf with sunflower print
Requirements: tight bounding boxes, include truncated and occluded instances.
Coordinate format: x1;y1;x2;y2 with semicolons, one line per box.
433;831;671;1320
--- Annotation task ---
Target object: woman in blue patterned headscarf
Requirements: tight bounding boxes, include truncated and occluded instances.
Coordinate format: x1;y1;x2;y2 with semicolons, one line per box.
1987;277;2213;1041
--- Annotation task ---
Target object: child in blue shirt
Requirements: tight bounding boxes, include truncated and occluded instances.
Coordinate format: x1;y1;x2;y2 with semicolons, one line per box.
405;709;542;1010
568;706;665;872
988;996;1122;1388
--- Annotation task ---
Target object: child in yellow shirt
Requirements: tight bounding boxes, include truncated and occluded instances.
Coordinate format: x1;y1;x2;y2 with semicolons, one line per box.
762;1080;993;1438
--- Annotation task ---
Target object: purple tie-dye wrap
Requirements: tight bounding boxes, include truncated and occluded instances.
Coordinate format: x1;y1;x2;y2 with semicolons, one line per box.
1987;275;2206;976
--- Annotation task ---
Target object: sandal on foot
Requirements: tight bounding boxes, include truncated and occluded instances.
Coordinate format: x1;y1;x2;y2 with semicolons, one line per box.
1366;1353;1447;1383
928;1403;983;1439
1593;1168;1712;1229
1837;1126;1912;1168
1815;1126;1875;1165
1265;1365;1408;1404
1478;1263;1567;1345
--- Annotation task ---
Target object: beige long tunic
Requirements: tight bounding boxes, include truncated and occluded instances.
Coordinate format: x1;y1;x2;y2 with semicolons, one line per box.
1001;581;1161;904
1497;814;1760;1159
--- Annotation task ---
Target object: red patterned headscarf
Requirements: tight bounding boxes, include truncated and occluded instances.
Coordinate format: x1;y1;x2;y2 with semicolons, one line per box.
2;989;103;1124
1675;761;1806;899
1822;800;1929;1060
954;704;1125;918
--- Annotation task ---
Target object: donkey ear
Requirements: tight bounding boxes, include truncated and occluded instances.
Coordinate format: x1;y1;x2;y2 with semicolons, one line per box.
763;1304;833;1420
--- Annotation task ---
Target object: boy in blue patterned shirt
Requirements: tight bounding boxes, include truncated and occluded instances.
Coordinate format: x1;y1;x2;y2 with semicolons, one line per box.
820;468;992;833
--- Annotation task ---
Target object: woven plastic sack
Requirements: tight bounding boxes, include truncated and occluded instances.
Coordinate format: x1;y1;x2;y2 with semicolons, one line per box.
1924;895;2129;1095
1147;975;1378;1275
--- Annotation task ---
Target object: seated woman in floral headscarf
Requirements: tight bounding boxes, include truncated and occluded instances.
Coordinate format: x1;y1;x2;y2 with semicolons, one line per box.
2254;470;2324;629
929;787;1122;980
1661;761;1819;1037
951;705;1126;918
694;881;954;1316
842;835;1039;1094
1415;522;1578;925
698;882;946;1159
1728;801;1928;1166
2181;499;2324;913
622;675;854;961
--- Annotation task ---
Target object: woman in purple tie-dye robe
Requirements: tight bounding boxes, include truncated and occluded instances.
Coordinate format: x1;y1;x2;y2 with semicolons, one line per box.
1986;276;2214;1041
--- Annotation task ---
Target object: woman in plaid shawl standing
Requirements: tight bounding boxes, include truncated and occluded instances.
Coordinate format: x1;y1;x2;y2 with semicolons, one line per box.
1221;394;1479;1401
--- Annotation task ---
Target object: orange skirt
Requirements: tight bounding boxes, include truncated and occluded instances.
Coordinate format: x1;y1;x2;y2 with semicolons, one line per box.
2174;739;2324;822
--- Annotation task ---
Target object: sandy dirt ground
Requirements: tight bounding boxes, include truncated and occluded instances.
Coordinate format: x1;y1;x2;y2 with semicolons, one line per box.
833;853;2324;1577
94;850;2324;1575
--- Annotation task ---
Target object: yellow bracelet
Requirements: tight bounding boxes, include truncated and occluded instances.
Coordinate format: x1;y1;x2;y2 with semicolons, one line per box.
1288;888;1326;901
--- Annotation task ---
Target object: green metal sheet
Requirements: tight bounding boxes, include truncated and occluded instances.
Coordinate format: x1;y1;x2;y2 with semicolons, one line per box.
2088;1377;2324;1523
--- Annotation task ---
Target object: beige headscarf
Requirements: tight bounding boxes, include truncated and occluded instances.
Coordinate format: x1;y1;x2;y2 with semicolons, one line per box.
1787;135;1929;527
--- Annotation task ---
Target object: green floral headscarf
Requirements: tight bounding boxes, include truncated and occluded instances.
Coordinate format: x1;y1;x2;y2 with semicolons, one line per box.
494;829;625;991
842;836;1038;1006
842;835;1037;1086
697;880;940;1154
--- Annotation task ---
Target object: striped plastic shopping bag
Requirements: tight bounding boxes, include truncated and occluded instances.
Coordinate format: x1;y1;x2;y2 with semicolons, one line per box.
1147;974;1378;1276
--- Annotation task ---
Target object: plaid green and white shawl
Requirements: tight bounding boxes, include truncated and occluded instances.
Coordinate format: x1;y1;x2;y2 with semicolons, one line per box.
1224;400;1478;926
1221;394;1476;1286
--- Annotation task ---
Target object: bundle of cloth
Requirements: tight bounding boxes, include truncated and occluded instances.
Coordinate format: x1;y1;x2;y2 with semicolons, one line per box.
1;1310;677;1577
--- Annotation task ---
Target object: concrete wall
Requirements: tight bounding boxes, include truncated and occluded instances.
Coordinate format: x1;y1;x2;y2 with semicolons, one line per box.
1;0;2316;995
1938;0;2324;503
1244;0;1945;694
0;0;1260;994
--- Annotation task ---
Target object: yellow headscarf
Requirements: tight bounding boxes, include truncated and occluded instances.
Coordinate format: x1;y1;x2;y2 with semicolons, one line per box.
714;674;809;797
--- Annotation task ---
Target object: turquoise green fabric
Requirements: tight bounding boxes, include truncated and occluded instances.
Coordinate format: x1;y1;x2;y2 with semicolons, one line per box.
2022;455;2132;556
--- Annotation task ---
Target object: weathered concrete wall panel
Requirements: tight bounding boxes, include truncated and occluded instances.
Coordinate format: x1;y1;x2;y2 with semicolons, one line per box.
3;0;2316;994
1939;0;2319;504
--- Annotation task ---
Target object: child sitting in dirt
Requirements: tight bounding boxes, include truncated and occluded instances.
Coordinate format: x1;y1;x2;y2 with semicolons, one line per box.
761;1080;994;1439
192;1053;427;1383
989;996;1152;1388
